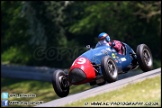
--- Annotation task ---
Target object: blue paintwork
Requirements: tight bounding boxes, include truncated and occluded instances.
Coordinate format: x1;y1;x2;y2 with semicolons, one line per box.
80;42;137;74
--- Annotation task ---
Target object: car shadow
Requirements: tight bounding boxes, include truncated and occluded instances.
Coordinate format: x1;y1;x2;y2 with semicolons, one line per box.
89;69;143;89
118;69;143;80
69;69;144;95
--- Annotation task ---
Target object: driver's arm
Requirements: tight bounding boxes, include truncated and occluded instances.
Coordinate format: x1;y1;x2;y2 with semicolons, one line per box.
109;41;115;47
111;40;122;52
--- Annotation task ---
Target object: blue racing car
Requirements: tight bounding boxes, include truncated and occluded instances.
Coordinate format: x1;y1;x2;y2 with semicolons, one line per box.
52;42;153;97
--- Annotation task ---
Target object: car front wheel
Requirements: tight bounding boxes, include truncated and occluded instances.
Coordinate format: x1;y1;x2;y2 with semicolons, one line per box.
101;56;118;83
52;69;70;97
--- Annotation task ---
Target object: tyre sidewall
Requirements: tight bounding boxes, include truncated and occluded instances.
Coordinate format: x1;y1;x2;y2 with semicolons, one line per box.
136;44;153;72
52;70;69;97
101;56;118;83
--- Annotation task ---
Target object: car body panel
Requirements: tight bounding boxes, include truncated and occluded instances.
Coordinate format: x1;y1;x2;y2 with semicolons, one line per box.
68;42;137;84
69;57;96;84
80;42;136;73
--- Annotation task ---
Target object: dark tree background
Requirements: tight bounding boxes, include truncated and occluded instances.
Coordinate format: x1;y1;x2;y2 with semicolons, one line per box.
1;1;161;68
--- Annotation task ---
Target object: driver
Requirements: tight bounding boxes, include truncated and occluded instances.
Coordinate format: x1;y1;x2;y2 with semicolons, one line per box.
96;32;124;55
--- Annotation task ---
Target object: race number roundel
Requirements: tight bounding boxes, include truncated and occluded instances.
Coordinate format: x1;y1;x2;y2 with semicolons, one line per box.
77;57;86;64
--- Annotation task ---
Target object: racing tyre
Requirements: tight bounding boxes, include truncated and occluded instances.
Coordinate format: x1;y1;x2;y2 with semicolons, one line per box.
101;56;118;83
52;69;70;97
136;44;153;72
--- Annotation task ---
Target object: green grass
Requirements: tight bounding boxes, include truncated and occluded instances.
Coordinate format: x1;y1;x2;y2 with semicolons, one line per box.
1;78;91;107
65;75;161;107
1;75;161;107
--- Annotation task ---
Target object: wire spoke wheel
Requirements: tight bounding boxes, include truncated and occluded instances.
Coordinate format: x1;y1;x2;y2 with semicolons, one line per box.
136;44;153;72
59;76;69;90
52;70;70;97
101;56;118;83
143;49;152;66
107;61;115;76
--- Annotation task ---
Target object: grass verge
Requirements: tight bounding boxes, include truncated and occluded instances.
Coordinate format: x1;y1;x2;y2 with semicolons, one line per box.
1;78;91;107
64;75;161;107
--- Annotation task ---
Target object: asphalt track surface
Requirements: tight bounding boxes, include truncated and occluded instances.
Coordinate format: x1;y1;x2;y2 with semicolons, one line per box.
35;68;161;107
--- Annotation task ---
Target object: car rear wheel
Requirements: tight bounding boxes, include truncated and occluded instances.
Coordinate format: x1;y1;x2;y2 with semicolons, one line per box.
101;56;118;83
136;44;153;72
52;69;70;97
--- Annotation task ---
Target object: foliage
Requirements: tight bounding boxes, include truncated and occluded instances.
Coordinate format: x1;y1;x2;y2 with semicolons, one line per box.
1;1;161;68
